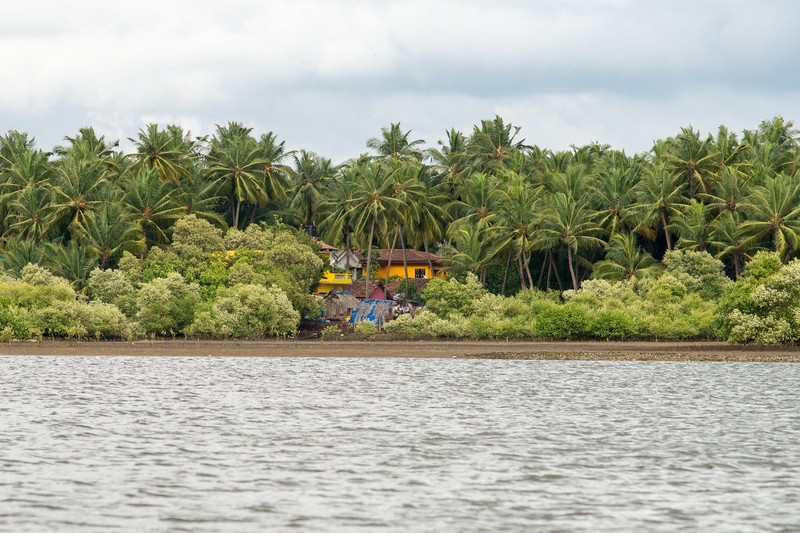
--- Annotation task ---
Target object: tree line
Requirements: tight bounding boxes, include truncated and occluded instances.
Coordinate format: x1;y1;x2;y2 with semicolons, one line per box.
1;115;799;295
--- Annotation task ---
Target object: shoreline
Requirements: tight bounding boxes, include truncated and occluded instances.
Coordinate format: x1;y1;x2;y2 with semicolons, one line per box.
1;339;800;362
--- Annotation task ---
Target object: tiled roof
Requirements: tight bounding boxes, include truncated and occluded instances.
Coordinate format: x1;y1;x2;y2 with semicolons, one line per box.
356;248;443;266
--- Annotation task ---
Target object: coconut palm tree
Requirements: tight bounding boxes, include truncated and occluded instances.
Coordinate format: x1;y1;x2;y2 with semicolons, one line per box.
592;232;662;281
7;186;55;241
120;168;184;247
289;150;336;228
673;199;712;252
739;173;800;260
657;127;718;198
75;202;145;269
366;123;425;162
537;192;605;290
345;162;401;296
708;210;755;279
633;161;687;251
466;116;527;175
128;123;197;184
206;122;266;229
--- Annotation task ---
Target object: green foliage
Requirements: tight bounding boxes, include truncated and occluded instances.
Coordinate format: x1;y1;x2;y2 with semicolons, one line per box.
420;273;486;317
141;247;182;282
185;284;298;338
353;320;379;337
717;258;800;343
533;304;592;340
662;249;729;299
320;324;342;340
591;309;638;340
135;273;200;335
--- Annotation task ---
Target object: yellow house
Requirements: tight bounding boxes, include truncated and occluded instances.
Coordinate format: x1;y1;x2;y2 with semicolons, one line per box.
360;248;445;281
315;241;353;294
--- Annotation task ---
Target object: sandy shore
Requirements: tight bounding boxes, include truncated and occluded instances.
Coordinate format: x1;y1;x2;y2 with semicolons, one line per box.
1;339;799;362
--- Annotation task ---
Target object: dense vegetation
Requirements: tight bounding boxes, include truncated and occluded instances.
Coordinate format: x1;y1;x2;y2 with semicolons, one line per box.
1;116;800;341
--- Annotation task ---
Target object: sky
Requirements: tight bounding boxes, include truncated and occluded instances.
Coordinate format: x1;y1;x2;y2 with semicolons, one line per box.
2;0;799;163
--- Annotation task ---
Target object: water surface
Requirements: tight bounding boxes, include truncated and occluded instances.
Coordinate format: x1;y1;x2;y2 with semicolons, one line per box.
1;357;798;531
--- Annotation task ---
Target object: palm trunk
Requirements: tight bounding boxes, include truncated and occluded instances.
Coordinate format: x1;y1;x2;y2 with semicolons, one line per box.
364;217;375;299
567;245;579;291
400;229;410;300
545;251;552;290
537;251;546;290
501;251;512;295
516;256;527;290
661;209;672;250
734;253;741;279
423;234;434;277
523;250;534;289
551;252;564;292
385;225;399;287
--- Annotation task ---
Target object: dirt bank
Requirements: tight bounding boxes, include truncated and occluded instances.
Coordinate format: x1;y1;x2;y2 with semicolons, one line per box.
1;339;799;362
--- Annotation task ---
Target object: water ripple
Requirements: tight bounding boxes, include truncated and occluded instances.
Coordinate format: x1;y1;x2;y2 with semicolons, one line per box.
0;357;798;531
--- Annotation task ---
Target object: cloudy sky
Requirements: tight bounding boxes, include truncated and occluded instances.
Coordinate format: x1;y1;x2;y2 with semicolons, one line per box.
2;0;799;162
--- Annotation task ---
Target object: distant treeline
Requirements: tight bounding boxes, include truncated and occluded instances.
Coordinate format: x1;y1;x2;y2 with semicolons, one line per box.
1;116;799;341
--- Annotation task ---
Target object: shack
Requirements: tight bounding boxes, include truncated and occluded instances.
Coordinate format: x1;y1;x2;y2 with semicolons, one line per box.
323;291;361;320
349;299;394;328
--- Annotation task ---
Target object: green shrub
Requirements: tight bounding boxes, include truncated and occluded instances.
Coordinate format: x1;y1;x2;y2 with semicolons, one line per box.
590;309;637;340
354;320;379;337
185;284;299;338
87;268;136;305
320;324;342;339
136;273;200;335
0;306;36;340
420;273;485;317
533;304;592;340
662;249;730;300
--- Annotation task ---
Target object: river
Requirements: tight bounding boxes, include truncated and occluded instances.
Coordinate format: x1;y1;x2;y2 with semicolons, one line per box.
1;357;798;531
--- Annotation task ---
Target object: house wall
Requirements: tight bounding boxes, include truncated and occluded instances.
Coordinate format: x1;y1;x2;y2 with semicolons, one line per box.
362;264;443;280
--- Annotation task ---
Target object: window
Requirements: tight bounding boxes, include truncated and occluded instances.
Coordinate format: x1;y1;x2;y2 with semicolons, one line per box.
414;268;426;279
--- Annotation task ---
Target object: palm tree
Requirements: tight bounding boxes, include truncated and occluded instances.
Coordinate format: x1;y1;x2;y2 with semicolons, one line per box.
367;123;425;162
7;186;55;241
466;116;527;175
44;241;98;291
494;172;542;288
128;123;197;184
657;127;718;198
439;221;498;284
0;237;44;275
708;211;755;279
590;155;642;235
592;232;662;281
206;122;266;228
120;168;184;247
537;192;605;290
739;173;800;260
75;202;145;269
344;162;401;296
673;199;712;251
49;155;107;235
289;150;335;228
256;132;293;213
633;161;686;251
427;128;468;194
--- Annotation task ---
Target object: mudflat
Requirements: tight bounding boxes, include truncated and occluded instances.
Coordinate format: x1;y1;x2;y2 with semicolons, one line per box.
1;339;799;362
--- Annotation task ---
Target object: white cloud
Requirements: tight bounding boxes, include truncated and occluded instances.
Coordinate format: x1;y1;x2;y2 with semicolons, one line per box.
2;0;799;159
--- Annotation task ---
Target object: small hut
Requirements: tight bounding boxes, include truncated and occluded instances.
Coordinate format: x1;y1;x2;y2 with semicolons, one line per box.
323;291;361;320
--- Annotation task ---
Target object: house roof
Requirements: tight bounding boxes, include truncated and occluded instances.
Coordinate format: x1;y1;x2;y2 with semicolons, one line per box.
315;240;338;252
357;248;444;266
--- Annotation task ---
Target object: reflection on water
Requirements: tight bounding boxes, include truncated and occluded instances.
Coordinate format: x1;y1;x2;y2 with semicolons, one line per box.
1;357;799;532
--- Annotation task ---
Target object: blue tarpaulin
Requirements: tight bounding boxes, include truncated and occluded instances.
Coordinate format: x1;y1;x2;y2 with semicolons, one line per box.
349;299;393;326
